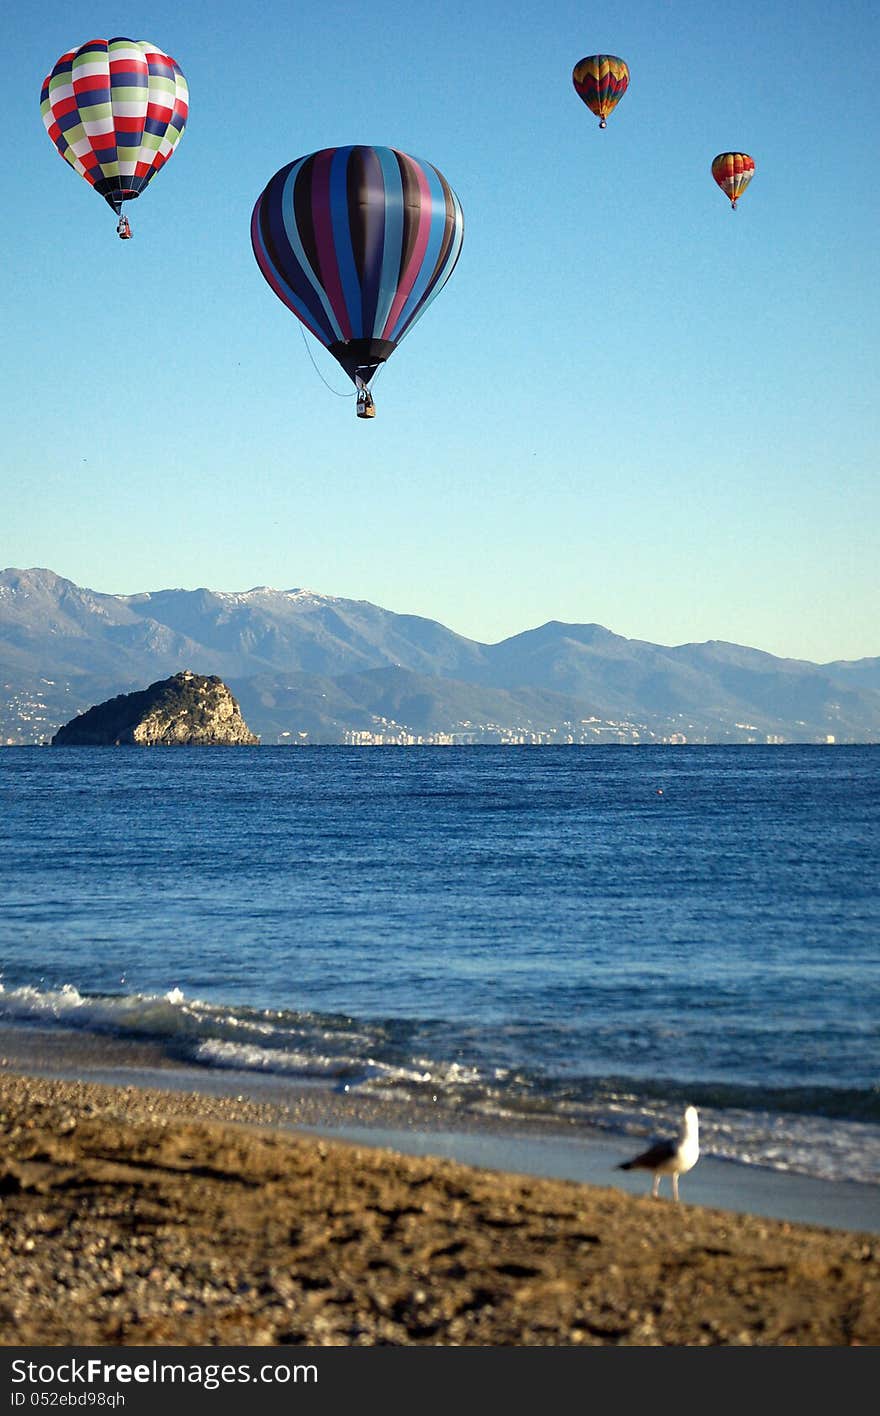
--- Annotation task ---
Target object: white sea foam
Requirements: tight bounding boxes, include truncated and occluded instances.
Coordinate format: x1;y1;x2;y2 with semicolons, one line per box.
0;983;86;1016
195;1039;350;1076
0;982;218;1041
410;1056;481;1086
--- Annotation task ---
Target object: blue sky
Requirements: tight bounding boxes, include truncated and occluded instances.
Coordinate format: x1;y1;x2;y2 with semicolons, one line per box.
2;0;877;662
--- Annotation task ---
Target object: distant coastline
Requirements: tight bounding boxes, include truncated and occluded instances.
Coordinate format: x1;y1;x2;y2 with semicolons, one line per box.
2;568;878;745
3;739;877;750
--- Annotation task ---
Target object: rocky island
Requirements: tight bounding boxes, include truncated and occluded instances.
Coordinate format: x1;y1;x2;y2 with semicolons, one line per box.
51;671;260;746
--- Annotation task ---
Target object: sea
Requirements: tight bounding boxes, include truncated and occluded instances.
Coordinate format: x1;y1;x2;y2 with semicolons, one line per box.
1;745;878;1191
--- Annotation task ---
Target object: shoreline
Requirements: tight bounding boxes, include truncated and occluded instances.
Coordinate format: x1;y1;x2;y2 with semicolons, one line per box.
0;1067;878;1345
1;1022;878;1236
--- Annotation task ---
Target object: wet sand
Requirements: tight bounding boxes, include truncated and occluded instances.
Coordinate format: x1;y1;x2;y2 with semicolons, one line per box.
0;1069;878;1346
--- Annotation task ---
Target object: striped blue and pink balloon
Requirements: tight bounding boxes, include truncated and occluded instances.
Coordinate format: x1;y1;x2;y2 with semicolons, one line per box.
251;146;464;398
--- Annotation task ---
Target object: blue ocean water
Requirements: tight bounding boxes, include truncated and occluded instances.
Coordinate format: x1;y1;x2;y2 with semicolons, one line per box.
1;745;878;1185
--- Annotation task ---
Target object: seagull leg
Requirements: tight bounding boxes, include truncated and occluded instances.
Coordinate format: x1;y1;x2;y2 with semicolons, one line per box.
672;1172;679;1202
652;1174;660;1199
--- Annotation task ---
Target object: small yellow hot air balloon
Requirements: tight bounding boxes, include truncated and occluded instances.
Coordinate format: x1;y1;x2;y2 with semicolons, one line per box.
572;54;630;128
711;152;755;210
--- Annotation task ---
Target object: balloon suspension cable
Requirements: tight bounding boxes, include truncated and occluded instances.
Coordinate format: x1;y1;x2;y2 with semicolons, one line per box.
298;323;354;397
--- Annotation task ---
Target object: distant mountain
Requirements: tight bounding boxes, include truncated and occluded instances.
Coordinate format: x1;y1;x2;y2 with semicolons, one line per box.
819;657;880;693
0;568;487;679
2;568;878;744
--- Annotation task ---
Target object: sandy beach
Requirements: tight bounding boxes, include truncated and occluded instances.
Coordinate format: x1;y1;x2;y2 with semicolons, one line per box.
1;1065;878;1346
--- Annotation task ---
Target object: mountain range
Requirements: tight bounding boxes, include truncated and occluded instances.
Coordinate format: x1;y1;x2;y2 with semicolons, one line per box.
2;567;878;744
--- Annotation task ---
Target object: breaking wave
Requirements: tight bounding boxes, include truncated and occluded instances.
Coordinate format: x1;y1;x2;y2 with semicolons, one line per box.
0;980;877;1185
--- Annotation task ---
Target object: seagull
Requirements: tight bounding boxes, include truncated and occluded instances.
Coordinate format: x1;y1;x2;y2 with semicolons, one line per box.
618;1105;700;1201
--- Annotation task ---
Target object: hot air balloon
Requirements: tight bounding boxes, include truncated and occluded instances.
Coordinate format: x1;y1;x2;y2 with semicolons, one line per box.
572;54;630;128
40;38;188;238
251;146;464;418
711;152;755;210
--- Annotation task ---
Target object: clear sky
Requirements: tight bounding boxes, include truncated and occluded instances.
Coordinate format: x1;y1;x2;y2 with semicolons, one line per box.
2;0;877;663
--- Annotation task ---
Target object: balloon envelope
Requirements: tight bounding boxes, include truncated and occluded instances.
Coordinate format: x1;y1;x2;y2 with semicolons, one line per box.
41;37;188;215
251;146;464;386
572;55;630;126
711;152;755;208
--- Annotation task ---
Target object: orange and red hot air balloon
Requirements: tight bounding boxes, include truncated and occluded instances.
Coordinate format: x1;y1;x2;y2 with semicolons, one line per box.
572;54;629;128
711;152;755;209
